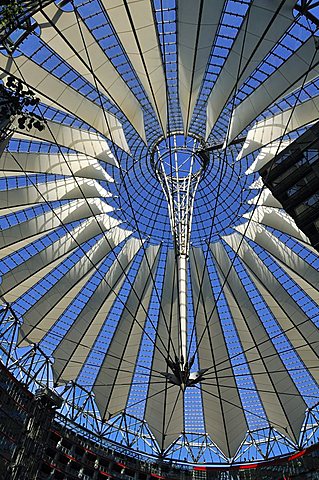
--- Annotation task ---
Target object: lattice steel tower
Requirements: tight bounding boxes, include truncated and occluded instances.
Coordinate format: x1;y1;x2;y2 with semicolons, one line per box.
151;134;209;384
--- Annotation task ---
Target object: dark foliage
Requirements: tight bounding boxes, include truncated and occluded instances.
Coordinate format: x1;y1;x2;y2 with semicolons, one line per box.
0;75;45;139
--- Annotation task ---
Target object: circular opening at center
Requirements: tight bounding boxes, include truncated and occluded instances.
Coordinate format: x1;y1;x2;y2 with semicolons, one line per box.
151;133;207;179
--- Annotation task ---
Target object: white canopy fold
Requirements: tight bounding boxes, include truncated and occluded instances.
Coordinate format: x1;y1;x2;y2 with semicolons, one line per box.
144;249;184;452
0;54;129;152
190;247;248;457
34;3;146;141
0;151;114;182
13;122;118;166
228;36;319;143
211;241;307;442
93;244;160;418
103;0;167;135
53;238;144;383
222;232;319;386
237;96;319;161
177;0;225;134
206;0;296;138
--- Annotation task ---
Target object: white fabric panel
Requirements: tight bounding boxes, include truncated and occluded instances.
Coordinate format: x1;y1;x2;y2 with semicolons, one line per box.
190;247;247;457
235;221;319;295
0;151;114;182
2;249;75;304
145;249;184;451
18;233;134;346
0;216;125;297
146;386;183;452
0;199;114;252
249;177;264;190
279;260;319;307
252;275;319;386
18;244;106;346
206;0;296;138
247;206;318;255
34;3;145;141
94;245;160;418
0;231;55;260
0;56;129;152
228;36;319;143
211;242;307;442
222;233;319;384
242;207;310;243
53;238;143;383
248;189;282;208
237;97;319;160
245;140;292;174
0;177;111;209
13;121;118;166
104;0;167;135
19;272;100;347
177;0;224;133
0;204;37;216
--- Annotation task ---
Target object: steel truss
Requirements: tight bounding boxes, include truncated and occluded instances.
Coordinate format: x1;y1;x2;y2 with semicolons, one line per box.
1;303;319;467
151;134;208;370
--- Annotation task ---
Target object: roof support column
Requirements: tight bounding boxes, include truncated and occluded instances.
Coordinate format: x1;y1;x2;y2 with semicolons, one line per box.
178;253;188;364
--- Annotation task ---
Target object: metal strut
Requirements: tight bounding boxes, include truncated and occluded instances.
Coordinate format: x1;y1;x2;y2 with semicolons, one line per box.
153;134;208;380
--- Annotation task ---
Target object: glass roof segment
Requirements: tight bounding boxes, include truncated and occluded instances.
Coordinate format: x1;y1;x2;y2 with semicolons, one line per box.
1;0;319;466
190;0;251;142
153;0;182;133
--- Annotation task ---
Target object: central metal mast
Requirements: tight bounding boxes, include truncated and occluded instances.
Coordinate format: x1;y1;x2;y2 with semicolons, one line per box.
153;135;208;372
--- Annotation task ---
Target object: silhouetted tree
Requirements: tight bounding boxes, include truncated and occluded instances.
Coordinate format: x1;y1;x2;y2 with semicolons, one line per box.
0;1;24;33
0;75;45;141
